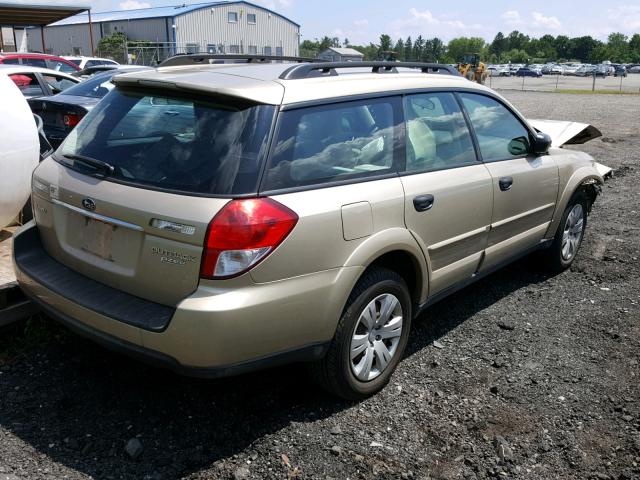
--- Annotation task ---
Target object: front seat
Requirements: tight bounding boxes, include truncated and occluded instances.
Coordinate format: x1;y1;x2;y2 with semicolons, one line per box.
406;118;437;171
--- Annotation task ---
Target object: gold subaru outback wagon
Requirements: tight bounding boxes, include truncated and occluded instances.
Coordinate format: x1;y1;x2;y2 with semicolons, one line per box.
14;57;611;399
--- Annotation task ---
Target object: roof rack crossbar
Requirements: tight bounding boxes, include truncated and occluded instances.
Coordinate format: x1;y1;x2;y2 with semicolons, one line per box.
279;61;461;80
159;54;321;68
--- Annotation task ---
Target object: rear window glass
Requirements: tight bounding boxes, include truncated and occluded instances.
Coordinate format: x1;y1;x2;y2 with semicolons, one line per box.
41;74;77;94
61;71;115;98
23;58;47;68
262;97;402;191
46;59;77;73
57;88;275;196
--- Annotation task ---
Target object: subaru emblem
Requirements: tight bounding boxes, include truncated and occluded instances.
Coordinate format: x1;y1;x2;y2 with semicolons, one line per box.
82;198;96;211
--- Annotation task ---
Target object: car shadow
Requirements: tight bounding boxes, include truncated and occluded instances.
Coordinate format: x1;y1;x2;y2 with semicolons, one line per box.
0;258;552;478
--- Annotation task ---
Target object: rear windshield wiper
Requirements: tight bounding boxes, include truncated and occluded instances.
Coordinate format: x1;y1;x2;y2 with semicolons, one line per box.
61;153;115;177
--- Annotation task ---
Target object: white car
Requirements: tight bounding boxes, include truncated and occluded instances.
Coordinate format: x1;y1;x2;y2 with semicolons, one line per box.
0;74;39;227
0;65;80;98
63;56;119;69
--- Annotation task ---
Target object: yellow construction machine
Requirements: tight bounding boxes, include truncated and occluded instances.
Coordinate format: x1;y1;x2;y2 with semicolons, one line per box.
457;53;488;84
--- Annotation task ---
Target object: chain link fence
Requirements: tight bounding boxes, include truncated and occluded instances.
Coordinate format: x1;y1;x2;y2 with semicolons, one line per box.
95;41;283;66
486;72;640;94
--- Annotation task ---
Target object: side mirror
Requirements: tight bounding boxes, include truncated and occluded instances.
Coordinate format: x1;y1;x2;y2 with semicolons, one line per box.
507;136;530;156
532;132;552;155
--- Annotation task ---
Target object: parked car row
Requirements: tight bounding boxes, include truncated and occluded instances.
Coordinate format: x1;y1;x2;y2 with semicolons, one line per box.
486;62;638;78
0;55;129;147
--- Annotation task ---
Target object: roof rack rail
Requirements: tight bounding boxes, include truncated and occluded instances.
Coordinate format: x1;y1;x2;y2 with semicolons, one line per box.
279;61;461;80
159;54;321;68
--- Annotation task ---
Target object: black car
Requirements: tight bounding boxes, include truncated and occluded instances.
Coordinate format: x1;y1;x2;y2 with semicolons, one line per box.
28;66;150;148
515;67;542;77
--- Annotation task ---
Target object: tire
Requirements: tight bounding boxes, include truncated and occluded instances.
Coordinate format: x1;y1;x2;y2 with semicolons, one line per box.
539;190;589;273
310;267;412;400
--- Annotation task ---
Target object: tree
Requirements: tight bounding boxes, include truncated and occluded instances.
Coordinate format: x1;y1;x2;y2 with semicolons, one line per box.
413;35;425;61
490;32;507;60
536;34;557;61
378;33;391;58
318;36;339;52
404;36;413;61
300;39;320;58
554;35;571;60
629;34;640;62
96;32;127;64
506;30;529;51
393;38;405;60
569;36;600;62
502;48;529;63
447;37;486;63
425;37;445;62
607;32;629;62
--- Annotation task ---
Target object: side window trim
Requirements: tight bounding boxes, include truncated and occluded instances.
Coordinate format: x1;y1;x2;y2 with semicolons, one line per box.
400;90;480;176
33;72;50;96
453;91;483;162
258;95;406;195
455;91;536;163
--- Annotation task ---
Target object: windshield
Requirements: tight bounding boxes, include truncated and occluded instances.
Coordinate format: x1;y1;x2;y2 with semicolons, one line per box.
61;71;116;98
57;88;275;196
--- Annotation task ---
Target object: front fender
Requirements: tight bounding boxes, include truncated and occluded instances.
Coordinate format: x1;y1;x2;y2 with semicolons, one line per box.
545;165;606;238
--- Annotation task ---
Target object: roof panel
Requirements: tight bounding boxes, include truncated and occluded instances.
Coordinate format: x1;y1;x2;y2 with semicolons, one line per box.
48;1;299;27
0;3;89;26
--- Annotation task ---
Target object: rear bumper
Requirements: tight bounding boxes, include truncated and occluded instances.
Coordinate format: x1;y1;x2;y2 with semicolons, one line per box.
13;223;361;376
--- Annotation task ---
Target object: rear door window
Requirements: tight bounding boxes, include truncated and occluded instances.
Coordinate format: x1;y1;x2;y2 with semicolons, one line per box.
57;88;275;196
403;92;477;172
262;97;402;191
9;73;45;97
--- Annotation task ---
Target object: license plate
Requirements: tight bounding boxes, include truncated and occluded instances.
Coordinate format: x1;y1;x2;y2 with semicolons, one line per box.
81;218;116;261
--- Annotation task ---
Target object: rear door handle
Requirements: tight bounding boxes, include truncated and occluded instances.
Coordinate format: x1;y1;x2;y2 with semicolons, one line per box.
499;176;513;191
413;194;434;212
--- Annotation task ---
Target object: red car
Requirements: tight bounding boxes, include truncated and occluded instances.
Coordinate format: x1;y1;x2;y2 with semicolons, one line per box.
0;53;80;74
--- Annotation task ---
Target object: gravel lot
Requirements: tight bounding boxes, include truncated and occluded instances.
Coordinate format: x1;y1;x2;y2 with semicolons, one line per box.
1;91;639;480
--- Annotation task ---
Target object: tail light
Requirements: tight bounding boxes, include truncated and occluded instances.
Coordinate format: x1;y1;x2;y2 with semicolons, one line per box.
200;198;298;279
63;113;83;128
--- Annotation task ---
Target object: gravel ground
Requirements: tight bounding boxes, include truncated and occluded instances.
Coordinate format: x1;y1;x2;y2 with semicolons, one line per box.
1;91;639;480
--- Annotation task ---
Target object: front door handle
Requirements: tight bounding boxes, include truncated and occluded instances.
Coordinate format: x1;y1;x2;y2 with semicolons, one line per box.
413;194;435;212
499;176;513;191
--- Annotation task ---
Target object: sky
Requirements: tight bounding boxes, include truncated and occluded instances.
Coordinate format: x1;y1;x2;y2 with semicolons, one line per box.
17;0;640;44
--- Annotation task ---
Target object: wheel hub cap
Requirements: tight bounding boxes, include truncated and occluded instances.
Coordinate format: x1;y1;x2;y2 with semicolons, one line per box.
350;293;403;382
561;204;584;261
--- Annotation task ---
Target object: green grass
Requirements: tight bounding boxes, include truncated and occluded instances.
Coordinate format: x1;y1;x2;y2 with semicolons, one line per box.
554;89;639;95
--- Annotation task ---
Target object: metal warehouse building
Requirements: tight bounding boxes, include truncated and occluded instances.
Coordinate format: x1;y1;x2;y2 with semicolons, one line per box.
27;1;300;62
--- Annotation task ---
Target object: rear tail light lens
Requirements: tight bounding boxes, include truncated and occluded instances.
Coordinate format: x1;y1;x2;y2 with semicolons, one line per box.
63;113;83;128
200;198;298;279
